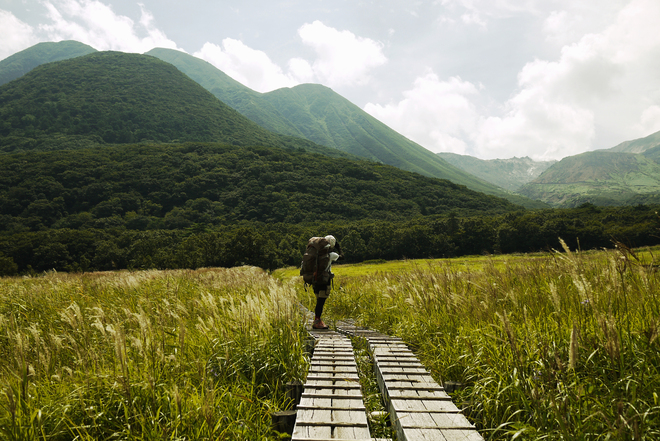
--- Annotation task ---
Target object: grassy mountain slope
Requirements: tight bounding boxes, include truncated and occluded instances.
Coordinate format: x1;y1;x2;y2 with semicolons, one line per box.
0;51;345;157
437;152;556;191
606;129;660;154
518;150;660;207
147;47;543;208
146;48;306;139
0;40;97;87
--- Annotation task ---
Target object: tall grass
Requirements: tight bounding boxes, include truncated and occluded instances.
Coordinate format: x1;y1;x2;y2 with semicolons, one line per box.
313;245;660;440
0;267;308;440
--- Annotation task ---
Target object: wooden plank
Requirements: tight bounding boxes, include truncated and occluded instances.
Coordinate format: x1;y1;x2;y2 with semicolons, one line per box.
291;437;374;441
385;382;445;391
297;405;367;411
302;389;363;397
381;374;436;383
305;377;360;388
295;409;370;426
377;361;425;367
298;397;366;409
336;426;372;439
378;370;431;376
292;425;331;440
397;412;475;429
305;375;360;381
295;422;369;428
304;384;363;390
402;428;483;441
309;366;359;373
377;366;428;373
391;400;461;413
387;390;451;399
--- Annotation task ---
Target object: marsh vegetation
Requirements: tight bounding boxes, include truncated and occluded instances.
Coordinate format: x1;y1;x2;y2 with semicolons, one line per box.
2;244;659;439
0;267;307;439
296;243;660;439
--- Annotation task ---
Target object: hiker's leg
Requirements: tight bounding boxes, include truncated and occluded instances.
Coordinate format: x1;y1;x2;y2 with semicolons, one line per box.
314;285;330;318
314;297;326;317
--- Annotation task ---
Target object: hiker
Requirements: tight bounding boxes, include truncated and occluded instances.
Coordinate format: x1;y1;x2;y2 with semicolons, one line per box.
300;235;343;329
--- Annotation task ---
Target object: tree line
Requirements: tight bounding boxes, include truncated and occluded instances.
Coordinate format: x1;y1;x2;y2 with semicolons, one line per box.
1;203;658;276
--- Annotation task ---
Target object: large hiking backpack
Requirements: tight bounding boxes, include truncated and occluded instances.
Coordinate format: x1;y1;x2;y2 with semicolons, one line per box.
300;237;332;286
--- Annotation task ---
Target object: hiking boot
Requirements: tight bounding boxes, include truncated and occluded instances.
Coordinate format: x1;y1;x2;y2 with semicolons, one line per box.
312;318;328;329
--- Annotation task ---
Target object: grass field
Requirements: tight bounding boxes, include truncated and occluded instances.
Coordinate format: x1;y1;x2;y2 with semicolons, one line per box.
3;244;660;439
280;244;660;440
0;267;308;440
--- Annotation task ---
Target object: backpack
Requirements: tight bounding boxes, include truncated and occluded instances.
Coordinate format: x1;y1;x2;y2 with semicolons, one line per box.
300;237;333;287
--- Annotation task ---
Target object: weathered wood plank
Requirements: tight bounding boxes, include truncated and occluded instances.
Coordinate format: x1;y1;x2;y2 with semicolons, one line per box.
391;399;461;413
396;412;474;429
336;425;372;439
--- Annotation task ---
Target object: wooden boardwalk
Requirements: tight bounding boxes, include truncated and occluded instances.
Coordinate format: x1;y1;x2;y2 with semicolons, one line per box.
337;322;484;441
291;326;375;441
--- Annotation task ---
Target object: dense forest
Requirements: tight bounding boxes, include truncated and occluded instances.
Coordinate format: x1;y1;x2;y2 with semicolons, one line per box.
0;142;658;275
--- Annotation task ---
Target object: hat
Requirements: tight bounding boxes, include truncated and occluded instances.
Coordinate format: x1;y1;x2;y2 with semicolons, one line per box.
324;235;336;247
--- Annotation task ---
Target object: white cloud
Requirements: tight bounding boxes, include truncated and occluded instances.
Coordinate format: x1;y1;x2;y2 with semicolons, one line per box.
38;0;180;53
369;0;660;161
476;0;660;159
440;0;541;27
297;20;387;88
194;21;387;93
635;105;660;136
364;71;480;155
194;39;298;92
0;10;37;61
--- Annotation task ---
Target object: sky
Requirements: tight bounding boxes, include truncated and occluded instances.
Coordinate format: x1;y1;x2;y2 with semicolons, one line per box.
1;0;660;161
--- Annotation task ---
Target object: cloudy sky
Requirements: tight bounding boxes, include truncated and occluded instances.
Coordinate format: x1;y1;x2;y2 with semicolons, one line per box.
1;0;660;161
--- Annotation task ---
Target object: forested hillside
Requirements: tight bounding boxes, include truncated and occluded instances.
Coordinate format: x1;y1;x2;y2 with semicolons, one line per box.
0;142;658;275
0;142;519;231
0;51;343;157
147;48;544;208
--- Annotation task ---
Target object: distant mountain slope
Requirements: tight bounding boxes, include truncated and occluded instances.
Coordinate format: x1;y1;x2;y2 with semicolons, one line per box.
0;51;342;156
606;129;660;154
146;48;306;139
437;152;556;191
0;40;97;86
642;144;660;163
518;150;660;207
147;47;544;208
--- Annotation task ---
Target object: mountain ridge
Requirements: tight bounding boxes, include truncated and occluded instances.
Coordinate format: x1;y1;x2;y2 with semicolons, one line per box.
0;51;349;158
437;152;556;192
146;47;545;208
518;150;660;206
0;40;97;86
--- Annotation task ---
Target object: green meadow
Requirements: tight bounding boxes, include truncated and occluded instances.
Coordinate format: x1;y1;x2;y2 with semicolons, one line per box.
2;244;660;439
287;244;660;440
0;267;308;440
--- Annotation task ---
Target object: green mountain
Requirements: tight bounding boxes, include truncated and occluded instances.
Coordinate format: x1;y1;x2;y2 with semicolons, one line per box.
518;150;660;207
437;152;556;192
0;51;345;156
147;48;543;208
606;129;660;154
0;40;97;86
145;48;306;139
